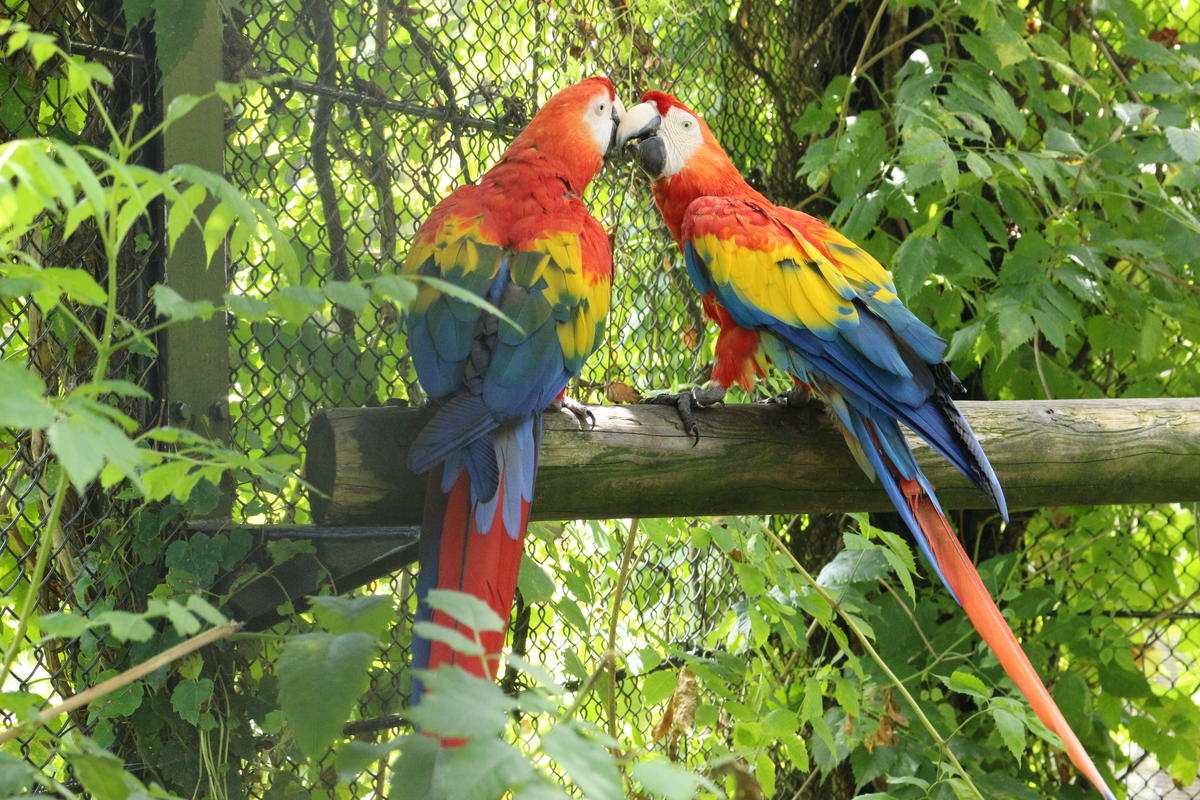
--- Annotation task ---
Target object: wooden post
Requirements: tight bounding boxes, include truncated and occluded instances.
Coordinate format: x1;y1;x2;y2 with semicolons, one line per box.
161;3;231;514
304;398;1200;524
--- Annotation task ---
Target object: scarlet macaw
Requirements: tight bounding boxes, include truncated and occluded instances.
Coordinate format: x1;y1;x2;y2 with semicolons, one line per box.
616;91;1115;798
403;77;622;702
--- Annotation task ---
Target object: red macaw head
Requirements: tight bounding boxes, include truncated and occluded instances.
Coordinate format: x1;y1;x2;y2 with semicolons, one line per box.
509;76;626;172
614;90;731;182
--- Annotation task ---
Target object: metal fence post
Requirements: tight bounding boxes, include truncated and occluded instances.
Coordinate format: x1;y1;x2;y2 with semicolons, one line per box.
161;1;232;516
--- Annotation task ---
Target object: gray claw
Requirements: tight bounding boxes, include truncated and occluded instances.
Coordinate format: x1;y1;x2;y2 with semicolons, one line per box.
762;387;813;408
556;396;596;430
643;385;727;445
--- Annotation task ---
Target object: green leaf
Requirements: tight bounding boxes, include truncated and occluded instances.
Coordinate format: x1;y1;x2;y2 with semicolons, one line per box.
894;235;940;299
541;723;622;800
40;611;91;639
425;589;505;633
276;632;376;759
387;735;438;799
514;784;573;800
405;667;517;740
818;544;891;589
1044;127;1084;155
123;0;155;26
167;183;206;252
154;0;209;77
1113;102;1157;126
0;361;54;428
632;759;703;800
991;22;1032;68
991;706;1026;759
336;739;398;784
47;418;108;492
1128;72;1183;96
225;292;271;321
995;302;1036;358
1166;126;1200;163
270;286;324;325
68;745;134;800
964;151;992;179
164;93;203;126
170;677;214;725
309;594;393;638
324;281;372;314
152;283;217;322
411;621;485;656
436;737;537;799
163;600;201;636
517;559;555;604
1121;37;1179;66
373;274;419;307
945;669;991;700
409;275;524;336
0;751;36;795
504;654;565;694
99;610;155;642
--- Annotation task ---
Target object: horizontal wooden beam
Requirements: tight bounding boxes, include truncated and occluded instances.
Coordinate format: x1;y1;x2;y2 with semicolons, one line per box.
305;398;1200;525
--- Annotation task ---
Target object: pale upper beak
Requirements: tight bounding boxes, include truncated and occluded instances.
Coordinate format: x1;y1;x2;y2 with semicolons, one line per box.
615;102;662;150
615;101;666;179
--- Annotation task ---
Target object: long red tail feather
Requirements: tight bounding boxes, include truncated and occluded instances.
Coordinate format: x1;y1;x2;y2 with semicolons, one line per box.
902;479;1115;800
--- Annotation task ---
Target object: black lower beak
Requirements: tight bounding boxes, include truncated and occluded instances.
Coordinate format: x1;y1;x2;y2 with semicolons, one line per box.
633;134;666;180
606;107;621;159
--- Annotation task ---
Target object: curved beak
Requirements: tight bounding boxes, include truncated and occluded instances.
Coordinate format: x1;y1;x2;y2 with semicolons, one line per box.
615;101;666;179
604;97;627;159
615;102;661;150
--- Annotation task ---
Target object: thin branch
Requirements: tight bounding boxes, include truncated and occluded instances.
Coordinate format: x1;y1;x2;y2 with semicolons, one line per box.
0;472;68;688
368;3;398;261
1086;17;1143;103
249;72;521;136
856;9;951;76
829;0;892;149
0;622;242;745
1033;329;1055;400
342;713;410;736
605;519;641;739
303;0;355;336
393;3;473;183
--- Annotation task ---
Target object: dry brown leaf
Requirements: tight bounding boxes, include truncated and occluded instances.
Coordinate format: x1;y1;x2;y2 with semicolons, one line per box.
710;760;763;800
865;688;908;753
604;380;642;404
653;667;698;760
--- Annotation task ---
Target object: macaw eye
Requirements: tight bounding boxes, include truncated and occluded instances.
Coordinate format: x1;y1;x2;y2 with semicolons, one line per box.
595;100;608;115
681;119;694;130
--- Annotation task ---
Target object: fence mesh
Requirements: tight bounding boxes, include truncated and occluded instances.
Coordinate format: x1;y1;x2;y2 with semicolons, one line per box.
0;0;163;771
2;0;1199;798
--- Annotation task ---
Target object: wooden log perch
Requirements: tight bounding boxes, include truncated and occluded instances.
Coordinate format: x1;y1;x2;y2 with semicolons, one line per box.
305;398;1200;525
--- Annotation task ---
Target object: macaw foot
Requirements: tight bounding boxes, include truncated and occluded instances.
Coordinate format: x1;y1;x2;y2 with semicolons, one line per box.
644;385;727;446
550;396;596;430
760;386;817;409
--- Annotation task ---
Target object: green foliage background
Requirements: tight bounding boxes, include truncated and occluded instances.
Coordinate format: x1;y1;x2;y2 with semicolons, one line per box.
1;0;1199;799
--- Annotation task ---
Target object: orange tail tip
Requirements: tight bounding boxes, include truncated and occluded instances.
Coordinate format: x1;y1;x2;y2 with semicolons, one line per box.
902;480;1117;800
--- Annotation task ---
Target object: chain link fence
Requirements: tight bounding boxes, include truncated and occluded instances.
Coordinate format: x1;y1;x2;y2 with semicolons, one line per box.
2;0;1199;798
0;0;163;773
